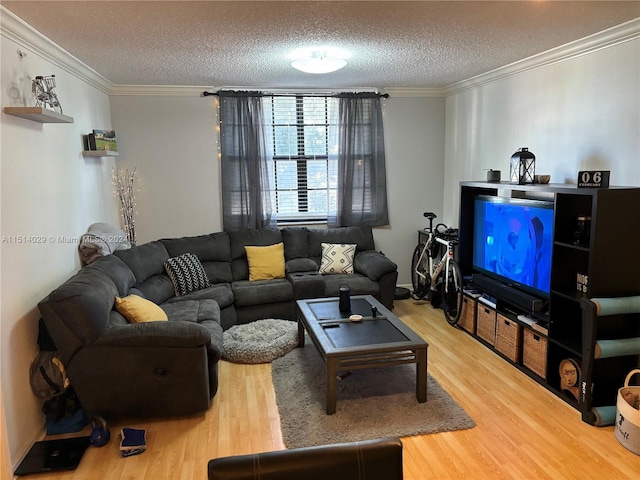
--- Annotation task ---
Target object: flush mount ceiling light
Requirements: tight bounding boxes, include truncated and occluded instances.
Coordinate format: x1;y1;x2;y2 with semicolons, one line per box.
290;49;348;74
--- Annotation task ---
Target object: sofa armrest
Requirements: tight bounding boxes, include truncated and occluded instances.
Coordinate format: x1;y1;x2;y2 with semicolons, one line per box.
354;251;397;282
94;321;212;349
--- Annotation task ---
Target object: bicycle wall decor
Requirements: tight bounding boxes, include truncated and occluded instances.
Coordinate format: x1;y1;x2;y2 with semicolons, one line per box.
32;75;63;114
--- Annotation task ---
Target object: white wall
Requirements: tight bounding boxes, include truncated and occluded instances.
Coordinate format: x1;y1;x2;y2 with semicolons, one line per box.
109;94;447;285
443;37;640;223
378;96;445;285
109;95;222;243
0;34;117;468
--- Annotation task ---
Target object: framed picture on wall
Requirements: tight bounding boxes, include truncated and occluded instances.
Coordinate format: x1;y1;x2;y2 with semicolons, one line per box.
93;130;118;152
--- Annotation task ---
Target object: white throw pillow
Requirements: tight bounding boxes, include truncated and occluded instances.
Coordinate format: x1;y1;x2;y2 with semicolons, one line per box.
319;243;356;275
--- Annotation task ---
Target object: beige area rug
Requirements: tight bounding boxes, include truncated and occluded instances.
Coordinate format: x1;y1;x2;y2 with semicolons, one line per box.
271;341;476;449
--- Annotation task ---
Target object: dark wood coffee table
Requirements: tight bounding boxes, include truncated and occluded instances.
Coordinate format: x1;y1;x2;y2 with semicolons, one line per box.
296;295;428;414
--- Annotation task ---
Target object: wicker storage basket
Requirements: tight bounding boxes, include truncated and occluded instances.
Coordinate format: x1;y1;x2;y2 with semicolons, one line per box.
459;295;477;334
476;304;497;346
523;328;547;379
615;369;640;455
495;314;522;362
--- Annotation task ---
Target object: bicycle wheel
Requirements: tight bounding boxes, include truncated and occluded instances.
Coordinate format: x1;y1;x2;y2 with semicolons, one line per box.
442;259;463;326
48;93;63;114
32;82;46;108
411;244;430;300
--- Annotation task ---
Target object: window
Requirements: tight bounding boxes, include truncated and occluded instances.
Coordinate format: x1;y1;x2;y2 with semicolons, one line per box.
263;95;339;222
219;90;388;230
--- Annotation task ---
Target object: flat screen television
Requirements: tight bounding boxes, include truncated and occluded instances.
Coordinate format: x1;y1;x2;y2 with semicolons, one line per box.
472;195;554;299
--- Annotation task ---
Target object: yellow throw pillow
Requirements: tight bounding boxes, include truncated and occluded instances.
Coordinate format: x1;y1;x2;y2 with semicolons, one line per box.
245;242;286;281
114;295;168;323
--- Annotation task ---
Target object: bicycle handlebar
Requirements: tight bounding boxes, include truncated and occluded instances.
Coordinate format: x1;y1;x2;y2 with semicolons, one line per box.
434;228;459;242
421;211;459;241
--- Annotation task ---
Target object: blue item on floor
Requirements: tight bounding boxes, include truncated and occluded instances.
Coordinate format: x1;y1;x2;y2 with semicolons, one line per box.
120;427;147;457
46;409;90;435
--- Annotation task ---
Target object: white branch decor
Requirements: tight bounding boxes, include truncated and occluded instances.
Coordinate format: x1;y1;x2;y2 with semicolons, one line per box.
112;167;138;246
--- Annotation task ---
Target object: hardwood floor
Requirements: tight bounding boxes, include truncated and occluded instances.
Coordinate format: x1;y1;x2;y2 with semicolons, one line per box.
27;299;639;479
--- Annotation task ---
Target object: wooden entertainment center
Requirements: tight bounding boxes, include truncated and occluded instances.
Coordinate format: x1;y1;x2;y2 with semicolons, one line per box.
458;181;640;425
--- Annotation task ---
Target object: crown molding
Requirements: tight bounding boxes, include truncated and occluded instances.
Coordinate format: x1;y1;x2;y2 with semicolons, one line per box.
384;88;445;98
110;85;213;96
444;17;640;96
0;6;113;95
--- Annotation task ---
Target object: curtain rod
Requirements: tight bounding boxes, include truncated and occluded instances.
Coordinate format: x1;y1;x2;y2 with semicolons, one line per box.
202;91;389;98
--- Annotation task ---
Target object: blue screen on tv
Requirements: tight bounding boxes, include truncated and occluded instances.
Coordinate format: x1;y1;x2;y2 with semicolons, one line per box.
473;196;554;297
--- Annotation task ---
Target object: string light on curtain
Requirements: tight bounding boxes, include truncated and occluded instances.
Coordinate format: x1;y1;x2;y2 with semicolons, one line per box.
214;96;221;160
290;47;349;74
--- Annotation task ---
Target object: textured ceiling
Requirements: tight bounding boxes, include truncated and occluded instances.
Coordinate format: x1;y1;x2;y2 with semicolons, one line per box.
3;1;640;89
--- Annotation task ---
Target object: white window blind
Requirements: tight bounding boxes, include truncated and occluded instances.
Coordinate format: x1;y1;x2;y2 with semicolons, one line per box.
263;95;339;221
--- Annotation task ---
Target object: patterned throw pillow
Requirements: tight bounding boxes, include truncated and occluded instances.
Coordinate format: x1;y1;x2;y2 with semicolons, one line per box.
164;253;211;296
319;243;356;275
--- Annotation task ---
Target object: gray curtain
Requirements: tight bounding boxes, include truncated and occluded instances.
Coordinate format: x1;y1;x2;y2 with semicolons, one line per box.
329;93;389;227
219;91;274;231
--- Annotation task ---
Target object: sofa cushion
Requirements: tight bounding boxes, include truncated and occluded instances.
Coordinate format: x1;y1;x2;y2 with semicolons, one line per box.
319;243;356;275
308;226;375;257
245;243;285;281
164;283;234;310
115;241;170;284
86;255;136;296
160;232;233;283
160;233;229;262
115;295;168;323
164;253;212;296
232;278;293;307
135;274;175;305
285;258;319;273
161;299;221;325
322;274;379;297
281;227;309;260
228;229;283;281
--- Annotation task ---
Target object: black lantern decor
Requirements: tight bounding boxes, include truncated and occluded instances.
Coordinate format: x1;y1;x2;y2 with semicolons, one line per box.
510;147;536;185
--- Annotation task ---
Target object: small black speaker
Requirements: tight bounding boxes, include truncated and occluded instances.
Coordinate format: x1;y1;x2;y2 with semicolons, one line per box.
339;284;351;312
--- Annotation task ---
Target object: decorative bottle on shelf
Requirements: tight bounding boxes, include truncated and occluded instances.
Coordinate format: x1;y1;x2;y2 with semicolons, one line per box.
510;147;536;185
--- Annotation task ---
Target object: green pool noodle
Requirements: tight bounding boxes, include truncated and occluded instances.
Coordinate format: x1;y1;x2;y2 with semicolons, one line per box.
591;406;617;426
595;338;640;359
592;296;640;316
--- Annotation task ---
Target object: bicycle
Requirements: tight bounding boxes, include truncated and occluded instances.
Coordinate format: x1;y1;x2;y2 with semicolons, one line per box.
32;75;62;114
411;212;464;326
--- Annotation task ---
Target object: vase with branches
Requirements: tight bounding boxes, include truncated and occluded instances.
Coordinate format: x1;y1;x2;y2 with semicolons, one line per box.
112;167;138;246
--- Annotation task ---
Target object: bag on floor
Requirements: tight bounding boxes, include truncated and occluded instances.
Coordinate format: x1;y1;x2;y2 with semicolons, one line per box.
615;369;640;455
29;351;70;400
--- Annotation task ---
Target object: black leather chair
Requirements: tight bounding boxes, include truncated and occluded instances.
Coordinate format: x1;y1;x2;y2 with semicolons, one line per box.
207;437;403;480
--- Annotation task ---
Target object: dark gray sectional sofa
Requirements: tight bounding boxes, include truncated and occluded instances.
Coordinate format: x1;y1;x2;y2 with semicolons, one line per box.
38;226;397;420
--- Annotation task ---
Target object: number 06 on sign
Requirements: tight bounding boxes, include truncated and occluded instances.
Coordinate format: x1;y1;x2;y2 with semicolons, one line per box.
578;170;610;188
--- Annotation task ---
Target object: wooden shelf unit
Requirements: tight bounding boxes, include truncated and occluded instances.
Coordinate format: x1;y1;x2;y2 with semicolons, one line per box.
458;181;640;422
3;106;74;124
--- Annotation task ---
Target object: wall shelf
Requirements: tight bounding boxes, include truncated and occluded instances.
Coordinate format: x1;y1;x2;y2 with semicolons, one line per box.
82;150;119;157
3;107;74;124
